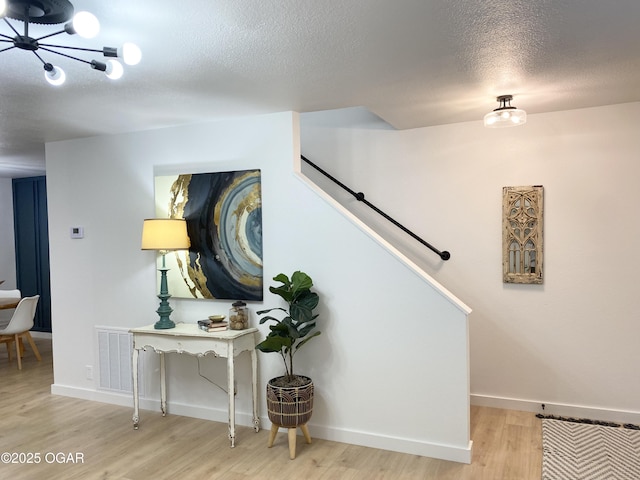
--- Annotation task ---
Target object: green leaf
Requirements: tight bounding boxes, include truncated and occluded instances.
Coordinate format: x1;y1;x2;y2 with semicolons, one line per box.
290;291;318;323
287;323;301;339
258;315;281;325
256;307;287;316
255;335;292;353
272;273;291;287
269;286;292;303
269;274;293;303
297;320;317;337
291;271;313;296
269;322;290;335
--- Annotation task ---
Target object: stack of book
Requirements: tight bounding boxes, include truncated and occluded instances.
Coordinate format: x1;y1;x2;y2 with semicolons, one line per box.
198;317;228;332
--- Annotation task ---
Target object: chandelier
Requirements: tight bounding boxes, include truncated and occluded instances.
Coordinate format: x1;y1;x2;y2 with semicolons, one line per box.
0;0;141;86
484;95;527;128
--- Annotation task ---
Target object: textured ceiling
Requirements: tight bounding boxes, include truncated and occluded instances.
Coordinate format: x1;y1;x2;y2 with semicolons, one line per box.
1;0;639;177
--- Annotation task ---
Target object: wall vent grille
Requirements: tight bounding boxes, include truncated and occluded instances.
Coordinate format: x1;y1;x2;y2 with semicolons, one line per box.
96;326;143;396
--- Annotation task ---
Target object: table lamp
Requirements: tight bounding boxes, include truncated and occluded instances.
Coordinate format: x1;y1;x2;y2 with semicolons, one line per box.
141;218;190;329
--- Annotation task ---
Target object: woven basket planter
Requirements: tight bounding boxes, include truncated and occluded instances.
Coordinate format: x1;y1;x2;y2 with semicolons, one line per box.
266;375;314;428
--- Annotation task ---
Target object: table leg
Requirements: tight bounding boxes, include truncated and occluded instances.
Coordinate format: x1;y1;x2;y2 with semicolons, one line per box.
227;342;236;447
160;352;167;416
251;347;260;432
132;348;140;429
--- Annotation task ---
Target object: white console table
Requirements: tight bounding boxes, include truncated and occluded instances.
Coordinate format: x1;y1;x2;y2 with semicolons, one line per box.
130;323;260;447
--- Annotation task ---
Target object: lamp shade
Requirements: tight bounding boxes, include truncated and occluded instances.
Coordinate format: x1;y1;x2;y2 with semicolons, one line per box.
141;219;190;251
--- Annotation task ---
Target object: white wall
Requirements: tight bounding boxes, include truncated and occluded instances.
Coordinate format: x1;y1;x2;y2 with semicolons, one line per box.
301;102;640;424
0;178;16;289
45;111;471;462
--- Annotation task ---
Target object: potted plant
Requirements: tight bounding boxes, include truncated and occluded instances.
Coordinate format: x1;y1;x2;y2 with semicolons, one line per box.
256;271;321;457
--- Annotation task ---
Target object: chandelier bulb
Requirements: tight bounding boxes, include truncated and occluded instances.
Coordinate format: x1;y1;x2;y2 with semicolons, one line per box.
120;42;142;66
105;59;123;80
72;11;100;39
44;64;66;86
0;0;6;17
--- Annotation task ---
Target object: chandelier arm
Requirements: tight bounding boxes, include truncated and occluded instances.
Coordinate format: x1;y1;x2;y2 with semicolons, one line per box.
3;18;21;37
38;43;109;55
38;46;93;65
0;45;17;53
31;50;49;66
35;29;67;42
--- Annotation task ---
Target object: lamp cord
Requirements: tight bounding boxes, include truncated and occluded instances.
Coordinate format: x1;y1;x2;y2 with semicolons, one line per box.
196;357;236;396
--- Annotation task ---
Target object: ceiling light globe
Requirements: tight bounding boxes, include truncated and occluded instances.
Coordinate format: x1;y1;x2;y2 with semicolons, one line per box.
484;95;527;128
484;109;527;128
73;11;100;39
514;110;527;124
483;113;497;126
105;60;124;80
121;43;142;66
44;65;66;86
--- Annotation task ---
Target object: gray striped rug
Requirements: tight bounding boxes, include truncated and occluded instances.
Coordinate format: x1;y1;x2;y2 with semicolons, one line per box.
542;419;640;480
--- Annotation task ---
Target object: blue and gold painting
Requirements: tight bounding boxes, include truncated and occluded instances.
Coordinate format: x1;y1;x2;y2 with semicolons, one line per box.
155;170;263;301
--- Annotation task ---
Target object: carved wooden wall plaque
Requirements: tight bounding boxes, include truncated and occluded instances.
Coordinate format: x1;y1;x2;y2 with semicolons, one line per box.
503;186;544;284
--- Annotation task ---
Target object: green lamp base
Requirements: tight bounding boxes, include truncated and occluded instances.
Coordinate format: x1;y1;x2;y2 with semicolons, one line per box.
154;318;176;329
154;261;176;330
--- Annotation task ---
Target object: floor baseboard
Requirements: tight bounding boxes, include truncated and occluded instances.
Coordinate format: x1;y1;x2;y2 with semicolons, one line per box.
471;394;640;425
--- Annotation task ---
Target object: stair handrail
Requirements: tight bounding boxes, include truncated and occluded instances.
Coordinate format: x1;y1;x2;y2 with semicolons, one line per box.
301;155;450;261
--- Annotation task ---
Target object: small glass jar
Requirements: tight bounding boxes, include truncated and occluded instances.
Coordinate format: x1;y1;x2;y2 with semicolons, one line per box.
229;301;249;330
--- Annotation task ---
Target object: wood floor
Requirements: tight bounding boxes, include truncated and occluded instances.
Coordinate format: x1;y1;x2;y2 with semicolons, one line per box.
0;338;542;479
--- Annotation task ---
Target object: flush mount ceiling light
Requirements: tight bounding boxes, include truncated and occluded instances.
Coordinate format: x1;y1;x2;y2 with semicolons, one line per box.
484;95;527;128
0;0;141;86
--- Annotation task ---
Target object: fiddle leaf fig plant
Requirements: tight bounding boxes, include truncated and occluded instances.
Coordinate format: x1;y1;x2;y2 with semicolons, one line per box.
256;271;320;381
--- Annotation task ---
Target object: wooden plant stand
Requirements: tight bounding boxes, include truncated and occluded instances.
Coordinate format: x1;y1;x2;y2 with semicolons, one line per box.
267;423;312;459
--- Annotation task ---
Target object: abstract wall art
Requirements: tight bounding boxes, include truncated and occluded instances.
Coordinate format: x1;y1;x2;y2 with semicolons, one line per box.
155;170;263;301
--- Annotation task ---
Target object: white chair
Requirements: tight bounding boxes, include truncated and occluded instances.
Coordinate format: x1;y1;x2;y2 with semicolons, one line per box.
0;295;41;370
